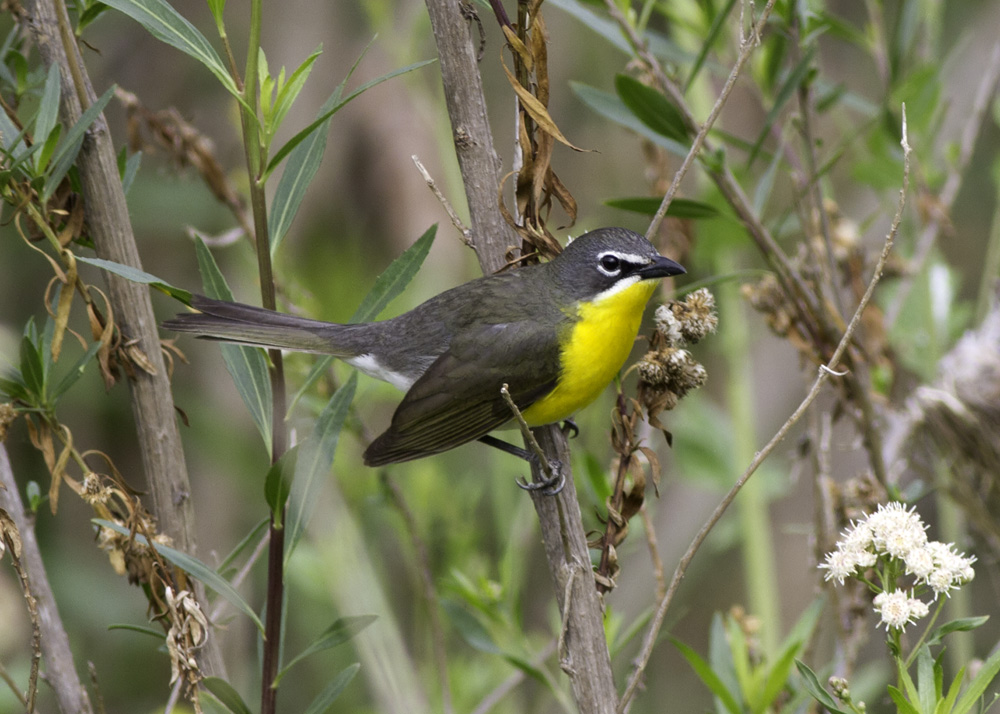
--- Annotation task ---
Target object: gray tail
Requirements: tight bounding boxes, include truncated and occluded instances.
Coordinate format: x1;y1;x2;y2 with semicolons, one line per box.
163;294;357;355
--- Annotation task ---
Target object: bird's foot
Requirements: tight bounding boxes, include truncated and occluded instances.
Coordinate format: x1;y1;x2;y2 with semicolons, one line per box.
516;456;566;496
560;418;579;438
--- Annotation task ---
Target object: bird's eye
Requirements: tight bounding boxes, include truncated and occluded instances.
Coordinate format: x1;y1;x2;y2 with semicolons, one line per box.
599;254;621;273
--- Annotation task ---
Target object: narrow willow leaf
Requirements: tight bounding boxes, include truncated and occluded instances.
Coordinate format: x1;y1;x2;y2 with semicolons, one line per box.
264;446;296;528
952;643;1000;714
194;238;273;455
685;0;738;91
673;637;742;714
794;660;849;714
289;225;436;412
284;372;356;560
270;46;323;137
33;63;62;166
614;74;689;143
351;224;436;322
99;0;237;96
570;82;689;157
925;616;989;648
748;47;816;165
50;340;102;401
888;686;921;714
301;664;361;714
203;677;253;714
44;85;115;201
264;59;435;178
274;615;376;686
217;518;269;575
605;196;720;219
94;519;265;634
74;255;192;303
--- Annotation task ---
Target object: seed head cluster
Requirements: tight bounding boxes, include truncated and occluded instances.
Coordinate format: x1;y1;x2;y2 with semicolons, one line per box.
636;288;717;419
820;502;975;631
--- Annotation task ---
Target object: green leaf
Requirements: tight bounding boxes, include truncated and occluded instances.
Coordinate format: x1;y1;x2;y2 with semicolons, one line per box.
757;635;803;713
34;124;62;175
952;642;1000;714
352;224;436;322
614;74;689;144
938;665;966;714
794;660;849;714
263;59;436;178
94;519;265;634
301;663;361;714
44;85;115;201
217;518;269;575
268;46;323;138
748;47;816;165
284;372;356;560
264;446;296;527
274;615;376;686
194;237;273;455
0;373;29;401
289;225;436;412
605;196;720;219
202;677;252;714
916;645;936;714
570;82;689;158
685;0;738;91
33;63;62;167
19;333;45;402
205;0;225;34
121;151;142;195
889;685;922;714
99;0;237;96
673;637;742;714
75;255;192;303
50;340;102;401
442;600;501;654
925;616;989;648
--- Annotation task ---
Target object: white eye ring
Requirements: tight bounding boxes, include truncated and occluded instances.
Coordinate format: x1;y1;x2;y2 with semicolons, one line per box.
598;253;622;276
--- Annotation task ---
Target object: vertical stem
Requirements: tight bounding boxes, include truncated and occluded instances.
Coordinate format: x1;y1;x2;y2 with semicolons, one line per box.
236;2;287;713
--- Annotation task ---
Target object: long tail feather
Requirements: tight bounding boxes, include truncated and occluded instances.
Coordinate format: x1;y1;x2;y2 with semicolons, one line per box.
163;295;356;355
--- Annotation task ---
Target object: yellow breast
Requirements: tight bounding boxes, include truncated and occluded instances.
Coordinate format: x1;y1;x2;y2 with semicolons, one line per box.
521;279;658;426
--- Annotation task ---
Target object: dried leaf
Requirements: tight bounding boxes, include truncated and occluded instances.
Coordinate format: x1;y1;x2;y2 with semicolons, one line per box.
0;508;22;559
501;57;586;152
51;258;78;363
501;25;533;72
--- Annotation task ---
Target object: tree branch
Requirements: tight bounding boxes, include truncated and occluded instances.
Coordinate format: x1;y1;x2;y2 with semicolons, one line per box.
422;1;617;711
0;445;95;714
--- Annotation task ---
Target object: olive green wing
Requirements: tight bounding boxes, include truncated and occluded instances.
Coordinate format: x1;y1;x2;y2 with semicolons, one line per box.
362;321;562;465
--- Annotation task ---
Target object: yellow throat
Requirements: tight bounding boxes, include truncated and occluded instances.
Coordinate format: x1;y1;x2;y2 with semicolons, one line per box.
521;278;658;426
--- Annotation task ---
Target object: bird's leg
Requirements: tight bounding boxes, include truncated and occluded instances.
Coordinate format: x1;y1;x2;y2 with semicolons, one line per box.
560;418;579;438
477;435;565;495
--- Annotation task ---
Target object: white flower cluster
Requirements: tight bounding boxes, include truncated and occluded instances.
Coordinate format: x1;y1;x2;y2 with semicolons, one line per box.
820;502;976;631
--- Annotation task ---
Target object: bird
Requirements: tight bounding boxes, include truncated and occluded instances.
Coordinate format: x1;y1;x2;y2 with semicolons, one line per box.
164;227;684;484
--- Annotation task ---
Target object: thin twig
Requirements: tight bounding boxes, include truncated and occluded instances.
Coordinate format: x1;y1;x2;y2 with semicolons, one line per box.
411;154;473;247
627;0;778;241
618;106;911;714
639;504;666;602
209;531;269;622
500;384;555;481
885;40;1000;327
469;639;560;714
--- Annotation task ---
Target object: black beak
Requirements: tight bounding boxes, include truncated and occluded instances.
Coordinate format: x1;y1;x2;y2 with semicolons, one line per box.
638;255;686;280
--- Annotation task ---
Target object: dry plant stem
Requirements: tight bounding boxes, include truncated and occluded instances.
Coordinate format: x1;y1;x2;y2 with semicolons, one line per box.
618;110;911;714
424;0;520;275
0;445;95;714
381;474;454;714
639;504;666;601
604;0;824;341
22;0;225;678
23;0;198;554
425;1;616;710
411;154;473;245
885;39;1000;328
637;0;779;241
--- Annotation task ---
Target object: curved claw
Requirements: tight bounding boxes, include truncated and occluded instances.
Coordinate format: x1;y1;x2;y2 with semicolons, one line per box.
560;419;580;439
515;459;566;496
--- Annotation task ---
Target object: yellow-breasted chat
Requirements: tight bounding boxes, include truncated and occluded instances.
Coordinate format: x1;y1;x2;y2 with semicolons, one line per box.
164;227;684;482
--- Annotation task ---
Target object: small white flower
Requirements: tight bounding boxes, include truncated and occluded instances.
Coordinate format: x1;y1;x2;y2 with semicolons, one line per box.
820;549;858;585
840;521;874;553
907;598;930;619
904;546;936;579
873;590;918;630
